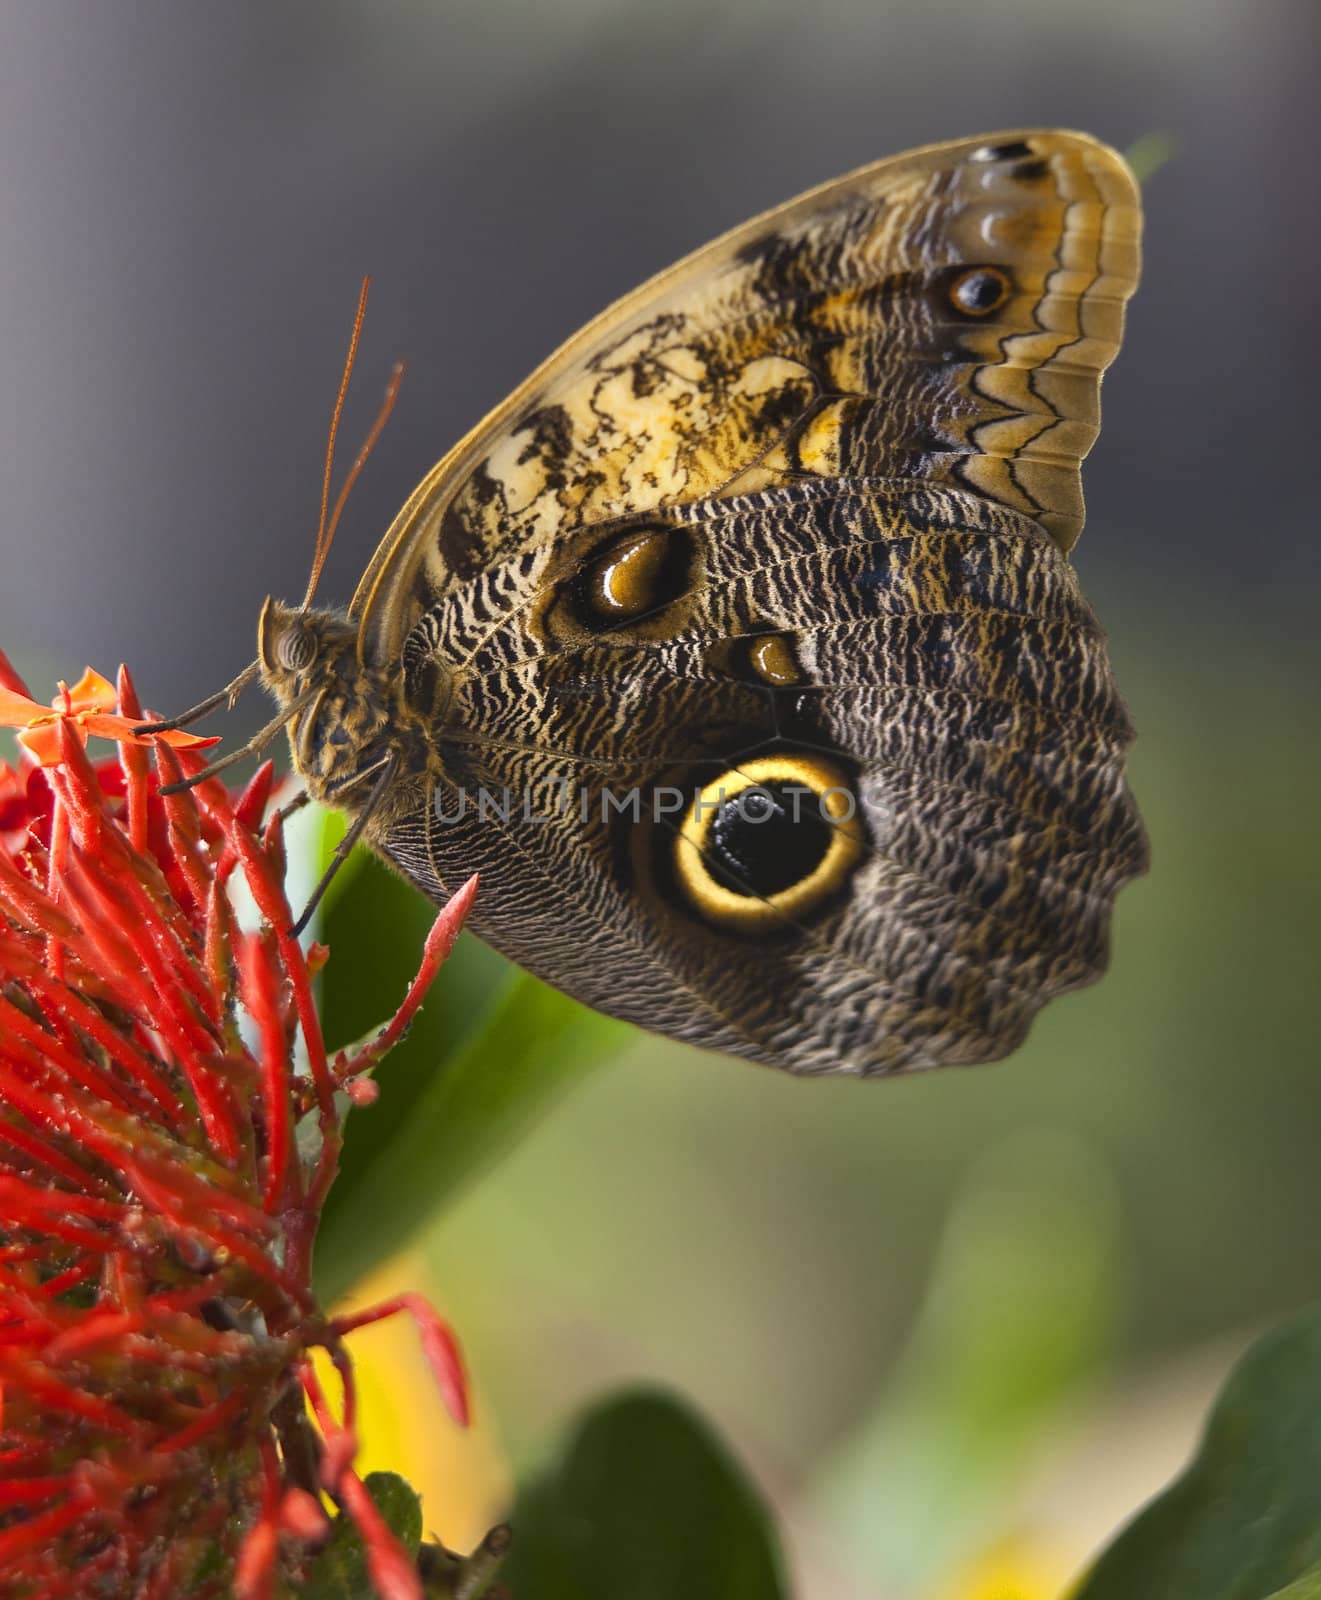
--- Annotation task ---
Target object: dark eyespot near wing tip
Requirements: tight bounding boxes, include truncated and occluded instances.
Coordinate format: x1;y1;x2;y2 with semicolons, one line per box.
1010;157;1051;182
969;139;1035;162
949;266;1012;316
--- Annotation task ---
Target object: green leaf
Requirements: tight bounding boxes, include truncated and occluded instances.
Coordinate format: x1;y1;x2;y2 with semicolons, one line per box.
1263;1565;1321;1600
299;1472;422;1599
812;1130;1120;1590
501;1388;789;1600
1076;1302;1321;1600
309;821;626;1303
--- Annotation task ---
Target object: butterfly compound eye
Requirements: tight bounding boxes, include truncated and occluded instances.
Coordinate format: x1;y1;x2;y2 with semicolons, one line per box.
275;624;318;674
674;754;865;931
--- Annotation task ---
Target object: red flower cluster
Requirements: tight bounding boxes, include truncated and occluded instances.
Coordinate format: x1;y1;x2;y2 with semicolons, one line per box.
0;654;475;1599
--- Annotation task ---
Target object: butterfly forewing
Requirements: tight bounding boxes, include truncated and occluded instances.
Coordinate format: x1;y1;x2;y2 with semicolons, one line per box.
350;130;1138;660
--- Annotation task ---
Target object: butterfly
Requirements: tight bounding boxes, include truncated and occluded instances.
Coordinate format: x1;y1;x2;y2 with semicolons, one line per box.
158;129;1147;1077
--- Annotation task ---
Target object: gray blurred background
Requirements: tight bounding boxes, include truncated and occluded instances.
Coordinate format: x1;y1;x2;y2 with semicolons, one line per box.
2;3;1318;1595
2;0;1316;700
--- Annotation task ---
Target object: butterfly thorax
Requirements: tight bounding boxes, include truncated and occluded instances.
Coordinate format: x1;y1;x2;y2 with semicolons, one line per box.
257;597;435;807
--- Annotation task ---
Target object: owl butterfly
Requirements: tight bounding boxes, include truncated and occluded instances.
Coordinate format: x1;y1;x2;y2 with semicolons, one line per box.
160;130;1147;1077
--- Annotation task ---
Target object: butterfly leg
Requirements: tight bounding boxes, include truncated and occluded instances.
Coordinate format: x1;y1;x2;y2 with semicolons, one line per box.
132;658;260;736
156;689;320;795
289;749;398;938
276;789;312;824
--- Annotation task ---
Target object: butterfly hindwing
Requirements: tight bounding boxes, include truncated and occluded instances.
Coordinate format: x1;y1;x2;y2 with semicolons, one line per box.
380;482;1143;1073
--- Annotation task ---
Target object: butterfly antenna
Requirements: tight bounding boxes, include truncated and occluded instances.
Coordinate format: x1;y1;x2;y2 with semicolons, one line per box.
143;282;401;745
316;357;405;600
301;275;371;611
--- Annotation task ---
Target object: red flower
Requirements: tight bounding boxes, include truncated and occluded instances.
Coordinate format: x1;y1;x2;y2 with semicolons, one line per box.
0;658;218;767
0;657;476;1599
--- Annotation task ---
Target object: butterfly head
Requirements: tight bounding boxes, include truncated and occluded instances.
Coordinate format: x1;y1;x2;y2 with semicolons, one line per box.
257;597;352;696
256;596;399;798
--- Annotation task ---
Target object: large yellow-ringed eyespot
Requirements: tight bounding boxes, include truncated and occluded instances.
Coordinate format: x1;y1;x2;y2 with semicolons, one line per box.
675;754;864;930
948;265;1012;317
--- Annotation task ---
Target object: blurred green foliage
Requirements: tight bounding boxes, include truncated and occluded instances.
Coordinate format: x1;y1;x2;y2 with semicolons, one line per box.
1264;1570;1321;1600
301;1473;422;1600
501;1390;788;1600
266;615;1318;1594
1078;1302;1321;1599
403;622;1316;1414
312;821;626;1304
286;621;1315;1592
814;1130;1122;1589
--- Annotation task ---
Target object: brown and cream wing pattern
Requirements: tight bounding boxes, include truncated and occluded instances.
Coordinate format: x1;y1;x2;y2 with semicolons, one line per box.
350;130;1140;666
347;128;1146;1076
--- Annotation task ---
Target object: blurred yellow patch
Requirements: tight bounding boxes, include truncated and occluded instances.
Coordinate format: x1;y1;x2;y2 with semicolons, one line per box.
934;1535;1068;1600
314;1251;513;1552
